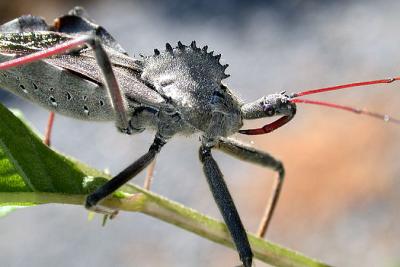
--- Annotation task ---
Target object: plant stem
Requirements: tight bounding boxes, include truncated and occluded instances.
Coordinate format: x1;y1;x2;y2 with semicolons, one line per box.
0;187;331;267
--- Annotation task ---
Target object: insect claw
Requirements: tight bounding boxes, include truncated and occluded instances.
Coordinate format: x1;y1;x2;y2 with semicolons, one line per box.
118;127;133;135
223;64;229;69
154;49;160;55
202;45;208;52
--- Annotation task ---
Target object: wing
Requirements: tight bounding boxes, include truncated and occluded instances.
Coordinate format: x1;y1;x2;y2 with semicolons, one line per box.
0;9;165;121
46;50;166;110
0;31;165;121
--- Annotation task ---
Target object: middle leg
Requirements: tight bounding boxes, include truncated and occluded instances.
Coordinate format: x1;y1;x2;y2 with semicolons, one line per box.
86;136;166;214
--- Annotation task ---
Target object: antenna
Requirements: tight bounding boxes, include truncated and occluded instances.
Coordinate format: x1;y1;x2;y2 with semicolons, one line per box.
291;98;400;124
291;77;400;97
287;76;400;124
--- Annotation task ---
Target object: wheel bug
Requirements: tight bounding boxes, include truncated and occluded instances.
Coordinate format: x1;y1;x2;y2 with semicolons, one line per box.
0;7;399;267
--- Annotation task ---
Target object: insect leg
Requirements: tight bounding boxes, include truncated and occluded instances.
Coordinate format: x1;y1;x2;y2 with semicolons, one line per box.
81;36;130;133
0;35;130;132
85;136;166;214
199;145;253;267
43;112;55;146
215;137;284;238
143;158;157;190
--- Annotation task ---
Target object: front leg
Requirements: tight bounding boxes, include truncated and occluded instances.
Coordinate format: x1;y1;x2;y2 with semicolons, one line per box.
199;88;253;266
199;144;253;267
216;138;285;238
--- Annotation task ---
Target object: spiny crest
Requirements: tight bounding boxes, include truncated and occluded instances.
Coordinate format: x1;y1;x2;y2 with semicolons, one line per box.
142;41;230;84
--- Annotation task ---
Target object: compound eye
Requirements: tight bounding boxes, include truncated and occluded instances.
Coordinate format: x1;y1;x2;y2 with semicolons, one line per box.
263;105;275;116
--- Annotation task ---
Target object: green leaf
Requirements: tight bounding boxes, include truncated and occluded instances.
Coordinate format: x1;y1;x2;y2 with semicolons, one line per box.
0;102;331;267
0;103;89;195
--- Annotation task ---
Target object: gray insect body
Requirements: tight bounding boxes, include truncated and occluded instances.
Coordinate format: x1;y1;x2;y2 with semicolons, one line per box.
0;51;115;120
0;31;242;138
142;44;243;137
0;9;296;267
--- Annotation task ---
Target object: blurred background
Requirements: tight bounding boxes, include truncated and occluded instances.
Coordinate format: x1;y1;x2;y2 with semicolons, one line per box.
1;0;400;266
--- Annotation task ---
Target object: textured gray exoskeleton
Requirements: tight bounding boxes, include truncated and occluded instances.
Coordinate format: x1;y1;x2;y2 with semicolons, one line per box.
0;7;297;267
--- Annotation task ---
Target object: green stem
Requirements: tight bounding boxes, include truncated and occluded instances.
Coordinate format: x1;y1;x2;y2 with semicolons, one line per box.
0;188;331;267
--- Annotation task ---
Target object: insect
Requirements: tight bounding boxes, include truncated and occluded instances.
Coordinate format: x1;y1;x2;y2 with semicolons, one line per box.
0;7;398;267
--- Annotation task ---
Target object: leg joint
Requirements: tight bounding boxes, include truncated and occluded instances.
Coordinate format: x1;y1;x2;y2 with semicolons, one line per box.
199;145;212;163
85;192;101;209
275;161;285;181
83;35;98;48
149;136;167;153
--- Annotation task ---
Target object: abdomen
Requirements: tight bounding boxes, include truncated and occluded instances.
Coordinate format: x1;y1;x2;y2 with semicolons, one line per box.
0;53;115;121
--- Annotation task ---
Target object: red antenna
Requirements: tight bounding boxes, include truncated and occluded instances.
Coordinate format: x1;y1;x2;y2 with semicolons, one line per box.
292;77;400;97
291;98;400;124
290;77;400;124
